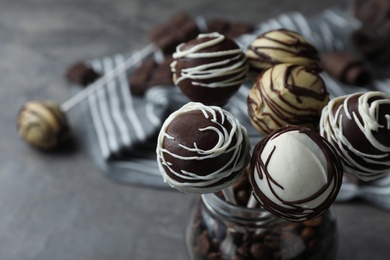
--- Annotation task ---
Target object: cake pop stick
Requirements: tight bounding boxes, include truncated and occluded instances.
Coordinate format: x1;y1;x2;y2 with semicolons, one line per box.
320;91;390;181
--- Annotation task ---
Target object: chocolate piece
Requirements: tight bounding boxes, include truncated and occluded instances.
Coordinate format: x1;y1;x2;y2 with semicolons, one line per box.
207;18;254;39
321;52;371;86
128;56;174;96
352;29;390;65
65;61;100;86
353;0;390;27
351;0;390;66
150;12;200;54
171;32;248;106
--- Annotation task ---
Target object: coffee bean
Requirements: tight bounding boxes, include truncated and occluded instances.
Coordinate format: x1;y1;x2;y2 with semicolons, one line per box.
301;227;315;240
195;231;211;256
207;252;221;260
304;216;323;227
250;242;272;259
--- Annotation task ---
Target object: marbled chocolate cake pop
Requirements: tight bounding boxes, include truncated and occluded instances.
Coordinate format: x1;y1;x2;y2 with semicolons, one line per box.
246;29;320;79
320;91;390;181
17;100;69;150
156;102;250;193
247;63;329;135
171;32;248;106
249;125;343;222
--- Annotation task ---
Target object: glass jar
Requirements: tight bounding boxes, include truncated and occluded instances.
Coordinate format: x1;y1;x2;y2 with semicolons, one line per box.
186;193;338;260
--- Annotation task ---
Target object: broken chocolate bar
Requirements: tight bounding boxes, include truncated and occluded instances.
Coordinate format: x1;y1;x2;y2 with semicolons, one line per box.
65;62;101;86
321;52;371;86
150;12;200;54
207;18;254;39
128;56;174;96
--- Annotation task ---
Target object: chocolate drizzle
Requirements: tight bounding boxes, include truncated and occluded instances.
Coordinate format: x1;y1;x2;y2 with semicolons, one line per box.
249;126;343;222
246;29;321;73
247;64;329;135
171;32;248;106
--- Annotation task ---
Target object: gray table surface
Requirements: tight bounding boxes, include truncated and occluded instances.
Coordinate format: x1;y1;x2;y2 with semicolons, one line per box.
1;0;389;259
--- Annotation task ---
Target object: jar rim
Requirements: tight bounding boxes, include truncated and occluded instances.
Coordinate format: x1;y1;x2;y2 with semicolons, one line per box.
201;192;288;227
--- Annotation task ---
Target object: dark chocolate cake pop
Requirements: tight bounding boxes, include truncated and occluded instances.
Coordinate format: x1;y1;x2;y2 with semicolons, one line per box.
320;91;390;181
156;102;250;193
171;32;248;106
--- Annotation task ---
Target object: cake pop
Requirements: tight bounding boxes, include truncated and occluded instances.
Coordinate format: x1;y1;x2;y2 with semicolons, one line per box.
171;32;248;106
320;91;390;181
248;63;329;135
249;125;343;222
156;102;250;194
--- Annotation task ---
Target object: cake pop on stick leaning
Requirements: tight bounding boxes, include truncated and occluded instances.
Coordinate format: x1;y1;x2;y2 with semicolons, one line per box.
156;102;251;203
17;44;154;150
320;91;390;181
249;125;343;222
16;11;205;150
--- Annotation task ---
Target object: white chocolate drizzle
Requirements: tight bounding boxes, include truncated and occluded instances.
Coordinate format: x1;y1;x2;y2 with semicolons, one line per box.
320;91;390;181
156;102;250;193
171;32;248;89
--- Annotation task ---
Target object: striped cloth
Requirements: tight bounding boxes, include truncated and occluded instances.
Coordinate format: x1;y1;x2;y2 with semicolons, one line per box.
75;7;390;209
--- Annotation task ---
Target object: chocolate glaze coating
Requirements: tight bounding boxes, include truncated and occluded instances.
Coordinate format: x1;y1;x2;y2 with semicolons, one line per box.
320;91;390;181
171;32;248;106
249;126;343;222
156;102;250;193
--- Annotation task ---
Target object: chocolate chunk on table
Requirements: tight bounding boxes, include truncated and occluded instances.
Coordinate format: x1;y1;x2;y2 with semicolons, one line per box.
321;52;371;86
65;61;101;86
150;12;200;54
128;56;174;96
207;18;254;39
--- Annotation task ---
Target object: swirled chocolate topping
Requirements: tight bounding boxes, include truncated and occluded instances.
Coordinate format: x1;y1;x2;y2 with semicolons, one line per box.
156;102;250;193
249;125;343;222
171;32;248;106
246;29;320;79
17;100;70;150
247;63;329;135
320;91;390;181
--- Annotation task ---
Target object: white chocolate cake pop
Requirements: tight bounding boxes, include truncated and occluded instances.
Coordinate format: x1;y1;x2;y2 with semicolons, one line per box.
320;91;390;181
156;102;250;193
246;29;320;79
249;125;343;222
